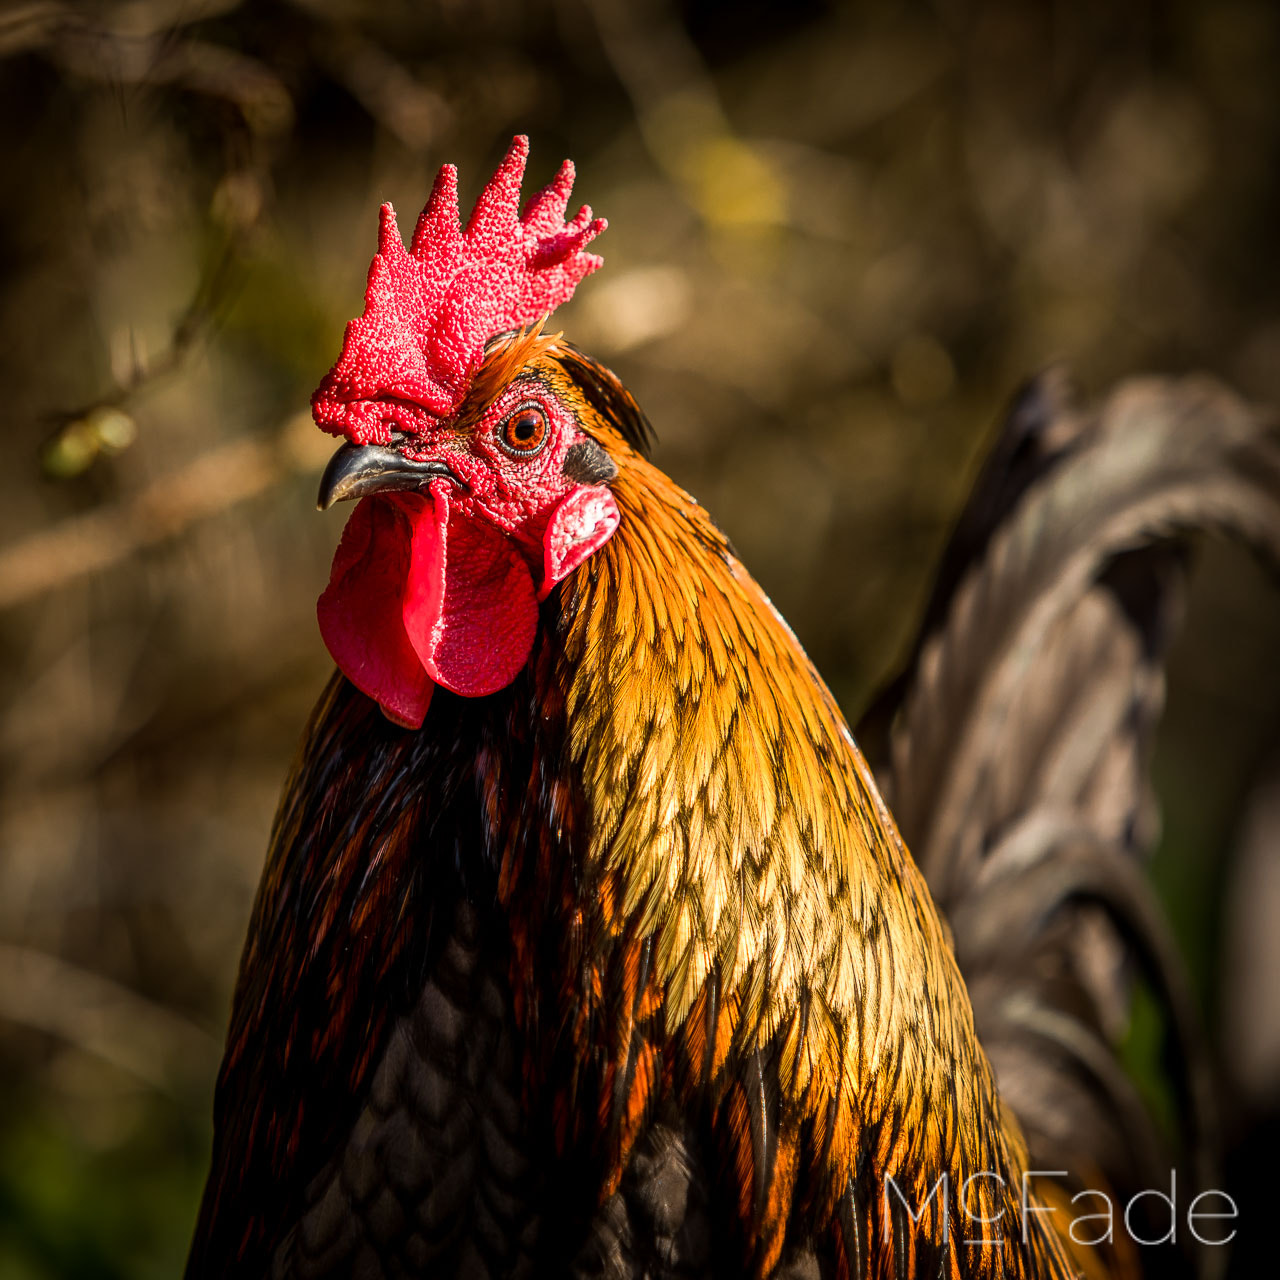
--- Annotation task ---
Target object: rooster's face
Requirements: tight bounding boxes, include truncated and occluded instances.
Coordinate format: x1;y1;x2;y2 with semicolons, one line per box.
315;344;621;729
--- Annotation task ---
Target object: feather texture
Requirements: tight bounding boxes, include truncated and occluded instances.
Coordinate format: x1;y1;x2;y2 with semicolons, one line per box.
192;354;1273;1278
864;372;1280;1276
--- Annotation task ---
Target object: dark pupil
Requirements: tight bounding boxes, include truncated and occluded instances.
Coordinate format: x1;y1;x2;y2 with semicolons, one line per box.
513;413;539;443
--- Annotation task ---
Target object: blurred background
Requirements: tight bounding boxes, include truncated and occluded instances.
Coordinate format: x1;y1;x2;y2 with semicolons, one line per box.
2;0;1279;1275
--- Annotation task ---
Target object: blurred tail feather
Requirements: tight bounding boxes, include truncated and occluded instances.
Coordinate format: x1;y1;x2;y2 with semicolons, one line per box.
862;372;1280;1275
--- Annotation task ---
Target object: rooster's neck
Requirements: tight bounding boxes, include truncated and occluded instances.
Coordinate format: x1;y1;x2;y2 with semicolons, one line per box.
556;449;907;1022
527;452;1071;1276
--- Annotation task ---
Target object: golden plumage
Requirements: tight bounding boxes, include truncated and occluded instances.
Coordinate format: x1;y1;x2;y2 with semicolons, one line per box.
489;344;1085;1277
194;340;1211;1280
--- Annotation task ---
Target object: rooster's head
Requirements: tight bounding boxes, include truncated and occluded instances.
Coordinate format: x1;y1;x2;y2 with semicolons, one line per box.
311;137;623;728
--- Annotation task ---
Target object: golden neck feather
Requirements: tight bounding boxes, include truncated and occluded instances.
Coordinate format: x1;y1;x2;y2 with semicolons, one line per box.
550;448;1075;1275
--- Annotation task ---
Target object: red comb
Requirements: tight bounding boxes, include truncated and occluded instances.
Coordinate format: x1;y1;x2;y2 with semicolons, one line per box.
312;136;606;445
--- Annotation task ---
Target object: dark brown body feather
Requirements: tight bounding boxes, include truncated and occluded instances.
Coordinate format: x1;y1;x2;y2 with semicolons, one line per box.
190;356;1276;1278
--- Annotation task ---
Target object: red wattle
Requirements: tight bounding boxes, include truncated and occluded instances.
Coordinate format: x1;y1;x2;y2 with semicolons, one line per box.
402;484;539;697
541;486;621;600
317;497;435;728
318;487;543;726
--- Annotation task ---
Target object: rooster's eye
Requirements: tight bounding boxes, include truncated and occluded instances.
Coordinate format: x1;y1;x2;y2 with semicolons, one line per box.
498;405;549;458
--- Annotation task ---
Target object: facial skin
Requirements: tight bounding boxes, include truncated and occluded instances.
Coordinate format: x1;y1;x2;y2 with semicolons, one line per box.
401;372;596;550
315;353;622;727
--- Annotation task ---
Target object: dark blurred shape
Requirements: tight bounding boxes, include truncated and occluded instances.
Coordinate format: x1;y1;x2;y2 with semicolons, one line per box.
866;372;1280;1277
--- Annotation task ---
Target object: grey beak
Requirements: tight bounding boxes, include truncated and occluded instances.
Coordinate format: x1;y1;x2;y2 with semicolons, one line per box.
317;444;457;511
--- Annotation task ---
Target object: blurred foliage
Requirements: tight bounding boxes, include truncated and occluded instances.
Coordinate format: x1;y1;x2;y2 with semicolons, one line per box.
2;0;1279;1274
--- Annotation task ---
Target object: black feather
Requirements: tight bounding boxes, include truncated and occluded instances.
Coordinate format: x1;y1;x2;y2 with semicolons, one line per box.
553;341;656;457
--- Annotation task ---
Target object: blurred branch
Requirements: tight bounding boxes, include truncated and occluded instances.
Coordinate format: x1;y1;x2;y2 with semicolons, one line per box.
315;27;451;151
0;1;59;57
42;232;247;479
585;0;786;233
285;0;453;152
0;1;246;57
0;942;218;1093
2;2;292;138
4;4;294;478
1;415;330;611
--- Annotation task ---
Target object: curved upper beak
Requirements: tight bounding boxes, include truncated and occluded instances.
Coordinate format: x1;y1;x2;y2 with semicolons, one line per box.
317;443;457;511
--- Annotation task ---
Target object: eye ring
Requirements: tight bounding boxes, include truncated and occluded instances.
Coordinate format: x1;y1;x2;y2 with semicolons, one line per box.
497;403;550;458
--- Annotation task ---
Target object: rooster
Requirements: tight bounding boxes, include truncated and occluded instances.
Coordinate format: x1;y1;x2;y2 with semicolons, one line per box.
187;137;1269;1279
